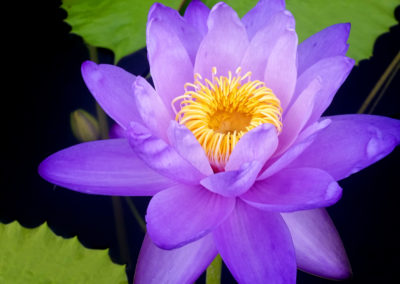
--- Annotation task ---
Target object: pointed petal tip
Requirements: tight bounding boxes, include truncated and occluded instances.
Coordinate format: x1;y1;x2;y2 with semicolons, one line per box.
315;257;353;280
345;56;355;67
331;22;351;34
300;260;353;280
283;9;292;16
325;182;343;205
81;60;97;70
131;75;147;90
37;156;51;182
336;263;353;280
338;22;351;40
211;2;228;10
81;60;100;80
37;154;65;188
148;2;164;20
322;247;353;280
282;10;295;29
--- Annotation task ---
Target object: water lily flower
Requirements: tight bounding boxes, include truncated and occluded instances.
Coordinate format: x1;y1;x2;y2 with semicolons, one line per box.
39;0;400;283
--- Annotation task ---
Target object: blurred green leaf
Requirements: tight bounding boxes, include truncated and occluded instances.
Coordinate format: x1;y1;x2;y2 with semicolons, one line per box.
62;0;181;62
204;0;398;63
0;222;127;284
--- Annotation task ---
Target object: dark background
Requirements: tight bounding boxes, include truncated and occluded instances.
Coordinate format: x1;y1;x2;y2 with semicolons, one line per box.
2;0;399;283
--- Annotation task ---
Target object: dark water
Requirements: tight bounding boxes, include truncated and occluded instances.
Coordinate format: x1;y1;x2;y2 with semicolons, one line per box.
2;1;399;283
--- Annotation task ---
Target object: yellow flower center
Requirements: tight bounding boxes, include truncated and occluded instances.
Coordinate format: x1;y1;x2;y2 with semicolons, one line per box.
172;67;282;170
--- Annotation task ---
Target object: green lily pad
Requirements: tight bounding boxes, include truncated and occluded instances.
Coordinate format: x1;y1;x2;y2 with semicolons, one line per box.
286;0;398;63
62;0;181;62
0;221;127;284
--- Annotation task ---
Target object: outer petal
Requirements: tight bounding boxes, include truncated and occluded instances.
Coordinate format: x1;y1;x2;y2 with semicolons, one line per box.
241;10;295;81
241;168;342;212
38;139;174;196
213;200;296;284
298;23;350;75
133;76;171;141
294;56;354;125
242;0;286;39
146;17;193;117
200;161;262;197
81;61;141;129
259;118;331;180
128;122;205;185
282;208;352;279
146;184;235;249
194;3;249;79
167;121;213;176
184;0;210;37
288;114;400;180
148;3;202;63
134;233;217;284
264;29;298;110
226;123;278;171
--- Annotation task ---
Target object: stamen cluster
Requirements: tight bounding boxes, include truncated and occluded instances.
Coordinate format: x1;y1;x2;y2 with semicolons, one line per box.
172;67;282;170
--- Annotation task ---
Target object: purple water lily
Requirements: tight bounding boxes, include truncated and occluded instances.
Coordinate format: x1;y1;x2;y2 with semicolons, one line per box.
39;0;400;283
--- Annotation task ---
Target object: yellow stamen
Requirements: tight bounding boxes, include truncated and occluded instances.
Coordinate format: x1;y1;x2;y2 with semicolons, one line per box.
172;67;282;170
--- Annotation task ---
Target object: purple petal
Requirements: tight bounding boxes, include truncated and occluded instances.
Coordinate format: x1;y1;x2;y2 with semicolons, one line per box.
146;184;235;249
294;56;354;126
146;17;193;118
201;161;262;197
241;168;342;212
282;208;352;279
226;123;278;171
213;200;296;284
148;3;202;63
168;121;213;176
288;114;400;180
241;10;295;81
109;123;126;139
242;0;286;39
134;233;217;284
264;29;298;110
132;76;171;141
276;77;321;155
298;23;350;75
184;0;210;37
194;2;249;79
127;122;206;185
258;119;331;180
38;139;175;196
81;61;141;129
